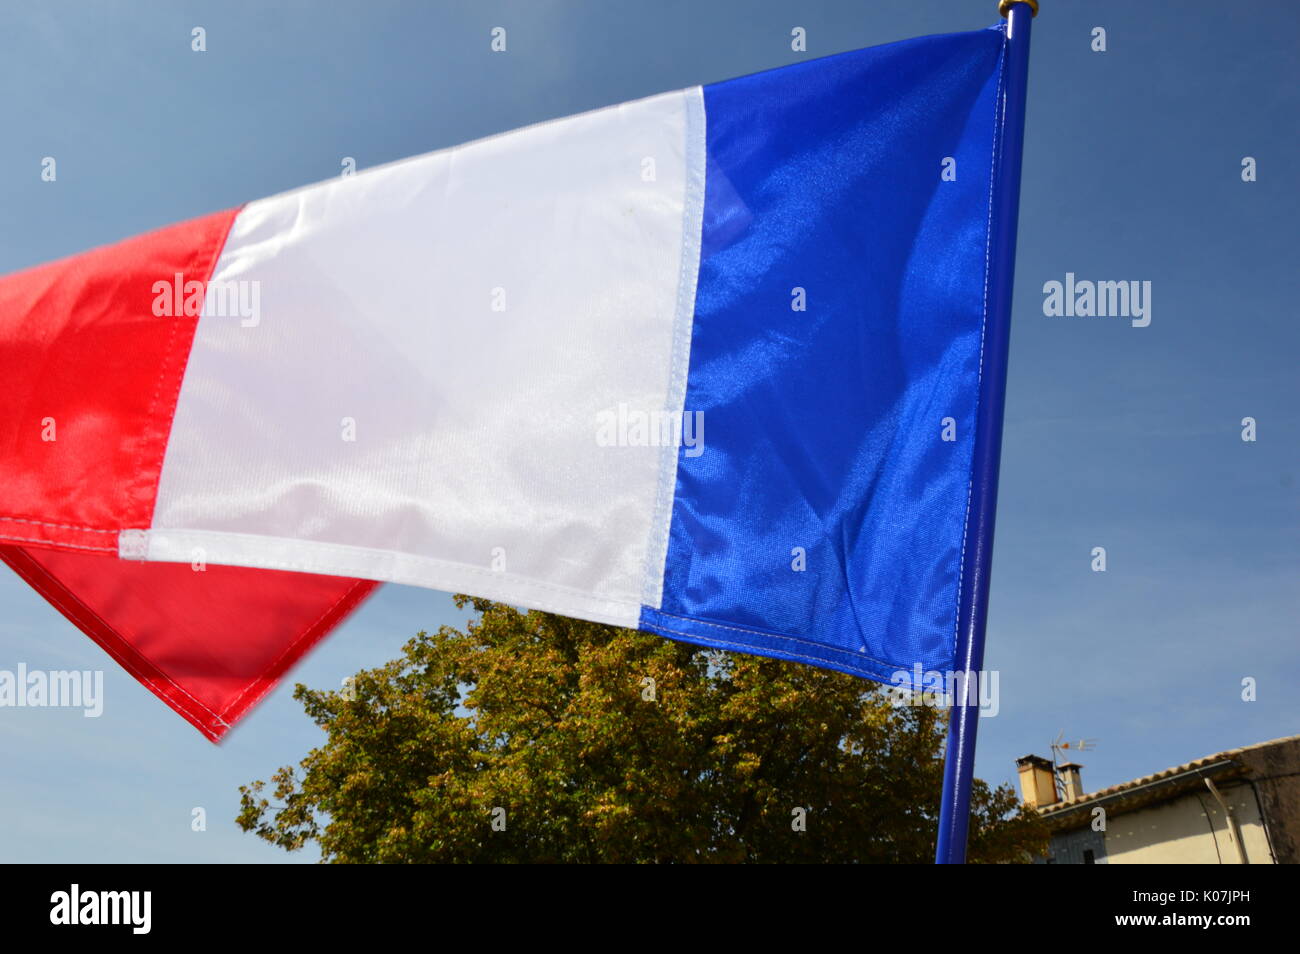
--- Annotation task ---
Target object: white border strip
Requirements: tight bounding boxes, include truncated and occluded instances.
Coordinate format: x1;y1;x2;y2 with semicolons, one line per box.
639;84;707;611
134;529;643;629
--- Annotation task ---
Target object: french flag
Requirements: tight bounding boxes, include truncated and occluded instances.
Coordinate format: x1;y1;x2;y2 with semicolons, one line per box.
0;26;1007;739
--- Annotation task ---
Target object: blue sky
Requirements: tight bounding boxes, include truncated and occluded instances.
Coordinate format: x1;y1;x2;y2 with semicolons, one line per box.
1;1;1297;862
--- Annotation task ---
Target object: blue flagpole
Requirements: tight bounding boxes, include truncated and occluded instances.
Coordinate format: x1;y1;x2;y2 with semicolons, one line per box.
934;0;1036;864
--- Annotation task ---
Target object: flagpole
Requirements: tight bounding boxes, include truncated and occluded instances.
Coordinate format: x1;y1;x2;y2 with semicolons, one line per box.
934;0;1036;864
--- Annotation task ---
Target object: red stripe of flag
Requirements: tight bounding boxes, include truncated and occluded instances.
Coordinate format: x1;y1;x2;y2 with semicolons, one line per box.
0;209;378;739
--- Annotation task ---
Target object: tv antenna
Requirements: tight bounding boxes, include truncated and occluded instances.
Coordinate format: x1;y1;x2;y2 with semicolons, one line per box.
1050;730;1098;798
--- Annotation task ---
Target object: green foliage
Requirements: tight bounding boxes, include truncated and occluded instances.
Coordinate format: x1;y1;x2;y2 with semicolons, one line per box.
238;597;1047;863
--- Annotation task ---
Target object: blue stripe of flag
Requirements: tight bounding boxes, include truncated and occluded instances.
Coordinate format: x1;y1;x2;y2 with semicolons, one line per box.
641;27;1007;684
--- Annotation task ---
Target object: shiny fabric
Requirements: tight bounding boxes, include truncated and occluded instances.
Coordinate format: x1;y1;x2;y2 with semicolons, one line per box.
0;209;379;740
642;27;1007;684
0;545;376;741
0;210;237;551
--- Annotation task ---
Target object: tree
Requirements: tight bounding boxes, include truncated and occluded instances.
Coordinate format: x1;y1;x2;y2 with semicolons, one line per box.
238;597;1047;863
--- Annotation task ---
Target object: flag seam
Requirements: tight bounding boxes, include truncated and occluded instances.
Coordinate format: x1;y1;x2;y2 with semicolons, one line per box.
0;547;227;740
0;518;116;533
640;616;906;685
215;579;378;728
131;205;243;543
0;532;116;553
138;529;642;625
0;543;379;743
644;608;912;672
141;531;640;602
951;26;1009;667
640;84;707;612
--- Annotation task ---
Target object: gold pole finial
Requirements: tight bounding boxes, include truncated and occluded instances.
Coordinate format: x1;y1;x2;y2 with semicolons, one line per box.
999;0;1039;16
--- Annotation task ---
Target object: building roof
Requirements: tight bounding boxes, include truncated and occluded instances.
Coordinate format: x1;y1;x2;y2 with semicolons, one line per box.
1038;734;1300;829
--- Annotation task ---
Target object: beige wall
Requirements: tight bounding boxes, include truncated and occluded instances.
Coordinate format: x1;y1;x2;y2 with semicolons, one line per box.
1103;781;1273;864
